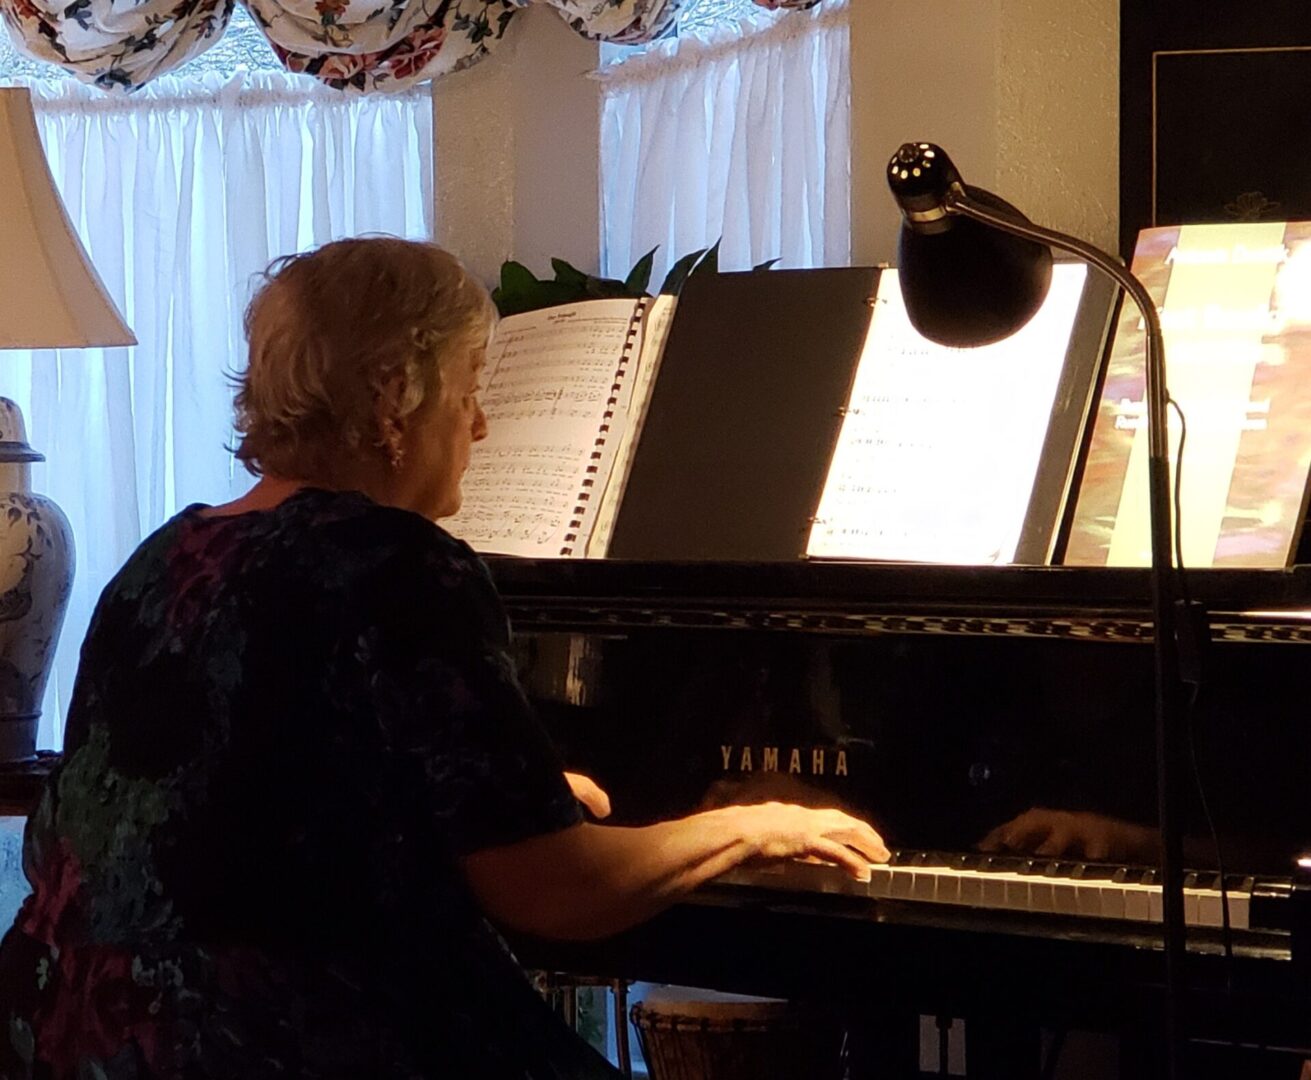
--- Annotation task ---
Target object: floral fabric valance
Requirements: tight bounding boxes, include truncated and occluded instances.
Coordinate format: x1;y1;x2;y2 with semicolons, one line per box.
0;0;820;92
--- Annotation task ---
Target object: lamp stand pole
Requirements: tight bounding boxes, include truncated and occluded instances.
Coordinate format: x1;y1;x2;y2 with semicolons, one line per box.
944;187;1187;1078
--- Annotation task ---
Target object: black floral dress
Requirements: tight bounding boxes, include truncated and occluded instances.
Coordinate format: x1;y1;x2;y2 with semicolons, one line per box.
0;488;617;1080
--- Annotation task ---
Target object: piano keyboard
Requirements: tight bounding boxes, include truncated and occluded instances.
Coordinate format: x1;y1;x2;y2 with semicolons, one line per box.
716;852;1265;931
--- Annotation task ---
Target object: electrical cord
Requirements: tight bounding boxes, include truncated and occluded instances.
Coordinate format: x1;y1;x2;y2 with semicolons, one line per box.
1167;396;1235;994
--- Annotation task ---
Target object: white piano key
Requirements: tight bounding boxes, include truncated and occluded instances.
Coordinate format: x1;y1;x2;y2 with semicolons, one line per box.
1227;891;1251;932
1122;884;1153;922
909;869;941;902
1076;883;1103;918
1098;885;1127;920
1028;880;1056;914
1194;890;1224;929
1052;881;1080;915
980;875;1009;908
1003;875;1033;911
958;872;984;905
932;869;961;905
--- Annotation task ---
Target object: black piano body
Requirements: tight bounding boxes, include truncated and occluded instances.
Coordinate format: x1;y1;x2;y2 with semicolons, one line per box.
488;559;1311;1074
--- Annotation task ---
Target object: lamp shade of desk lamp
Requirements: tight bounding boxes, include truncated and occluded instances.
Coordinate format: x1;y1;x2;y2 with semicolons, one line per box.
0;86;136;761
888;141;1188;1079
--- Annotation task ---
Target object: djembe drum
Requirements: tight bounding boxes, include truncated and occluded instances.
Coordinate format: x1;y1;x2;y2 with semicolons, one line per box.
630;987;844;1080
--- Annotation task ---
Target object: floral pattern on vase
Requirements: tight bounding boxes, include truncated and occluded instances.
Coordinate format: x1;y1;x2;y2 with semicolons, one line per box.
0;400;74;763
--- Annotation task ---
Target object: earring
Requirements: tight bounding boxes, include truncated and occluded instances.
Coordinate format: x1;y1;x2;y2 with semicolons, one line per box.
378;418;405;471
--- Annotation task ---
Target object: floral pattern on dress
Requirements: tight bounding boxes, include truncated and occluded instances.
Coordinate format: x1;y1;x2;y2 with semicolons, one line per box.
0;0;827;91
0;488;608;1080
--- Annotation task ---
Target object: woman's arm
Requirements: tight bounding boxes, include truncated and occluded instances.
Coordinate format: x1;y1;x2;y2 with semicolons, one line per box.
461;801;889;942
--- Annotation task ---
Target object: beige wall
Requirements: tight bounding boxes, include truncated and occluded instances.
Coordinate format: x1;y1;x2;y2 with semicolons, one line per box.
849;0;1119;264
435;0;1119;279
996;0;1119;254
432;5;601;286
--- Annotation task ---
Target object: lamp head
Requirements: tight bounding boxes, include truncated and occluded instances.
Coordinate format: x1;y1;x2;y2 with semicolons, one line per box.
888;142;1053;348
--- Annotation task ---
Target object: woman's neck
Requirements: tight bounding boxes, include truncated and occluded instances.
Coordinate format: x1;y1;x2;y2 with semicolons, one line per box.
199;475;308;518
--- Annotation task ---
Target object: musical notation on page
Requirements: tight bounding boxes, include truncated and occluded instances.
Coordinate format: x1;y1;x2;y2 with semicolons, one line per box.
807;264;1089;565
444;299;645;558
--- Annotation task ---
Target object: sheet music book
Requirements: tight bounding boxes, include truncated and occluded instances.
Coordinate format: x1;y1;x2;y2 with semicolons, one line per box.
445;296;676;558
1063;221;1311;568
806;263;1110;565
607;268;883;561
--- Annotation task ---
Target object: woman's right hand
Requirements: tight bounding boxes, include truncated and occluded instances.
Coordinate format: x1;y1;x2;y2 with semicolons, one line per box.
726;801;890;881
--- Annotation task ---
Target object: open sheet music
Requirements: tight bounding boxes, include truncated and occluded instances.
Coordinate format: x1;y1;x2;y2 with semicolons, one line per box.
444;297;675;558
806;263;1096;564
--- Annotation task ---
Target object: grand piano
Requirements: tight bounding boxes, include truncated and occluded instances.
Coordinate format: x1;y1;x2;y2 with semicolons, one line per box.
489;557;1311;1078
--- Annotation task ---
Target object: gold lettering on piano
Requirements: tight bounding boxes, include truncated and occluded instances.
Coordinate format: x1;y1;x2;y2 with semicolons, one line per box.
716;746;849;777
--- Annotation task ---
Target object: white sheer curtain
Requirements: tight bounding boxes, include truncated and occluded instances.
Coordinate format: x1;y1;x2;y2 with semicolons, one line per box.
0;71;433;748
599;0;850;283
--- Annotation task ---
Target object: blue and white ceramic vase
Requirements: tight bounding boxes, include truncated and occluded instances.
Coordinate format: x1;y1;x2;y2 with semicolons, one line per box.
0;400;73;762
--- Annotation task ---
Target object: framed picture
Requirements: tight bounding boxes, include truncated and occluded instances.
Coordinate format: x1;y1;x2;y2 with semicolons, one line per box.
1120;3;1311;257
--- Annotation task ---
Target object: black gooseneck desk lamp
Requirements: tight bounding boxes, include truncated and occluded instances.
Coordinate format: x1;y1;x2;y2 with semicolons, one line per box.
887;142;1189;1078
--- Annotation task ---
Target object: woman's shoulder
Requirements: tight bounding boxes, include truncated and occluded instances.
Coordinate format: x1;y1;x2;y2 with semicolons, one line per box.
274;489;496;605
293;489;484;570
282;490;507;644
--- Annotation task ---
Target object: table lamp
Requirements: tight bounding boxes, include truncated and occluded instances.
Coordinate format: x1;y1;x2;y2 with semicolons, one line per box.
887;142;1189;1078
0;86;136;762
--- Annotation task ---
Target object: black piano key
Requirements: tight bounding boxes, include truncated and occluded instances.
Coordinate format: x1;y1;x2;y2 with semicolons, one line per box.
982;855;1030;873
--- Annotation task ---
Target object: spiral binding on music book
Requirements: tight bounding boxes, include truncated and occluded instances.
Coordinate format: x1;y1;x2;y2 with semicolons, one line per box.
559;297;649;557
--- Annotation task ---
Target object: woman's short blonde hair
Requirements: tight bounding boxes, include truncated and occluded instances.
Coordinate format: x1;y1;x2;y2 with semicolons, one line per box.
233;237;495;479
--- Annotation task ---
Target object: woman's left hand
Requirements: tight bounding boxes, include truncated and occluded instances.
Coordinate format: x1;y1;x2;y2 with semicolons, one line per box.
564;772;612;819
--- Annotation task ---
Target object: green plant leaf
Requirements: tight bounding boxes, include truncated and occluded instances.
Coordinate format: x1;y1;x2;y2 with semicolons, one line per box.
494;278;585;317
659;248;708;296
583;275;633;300
550;258;589;287
691;238;721;278
498;260;540;295
625;247;658;295
752;257;781;272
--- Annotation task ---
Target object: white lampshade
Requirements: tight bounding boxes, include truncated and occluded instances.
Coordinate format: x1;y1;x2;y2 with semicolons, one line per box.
0;86;135;349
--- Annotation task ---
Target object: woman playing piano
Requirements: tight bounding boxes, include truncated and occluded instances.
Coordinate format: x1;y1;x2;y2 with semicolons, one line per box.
0;237;888;1080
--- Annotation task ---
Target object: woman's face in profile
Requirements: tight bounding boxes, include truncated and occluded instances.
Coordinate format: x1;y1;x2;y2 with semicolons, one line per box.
400;345;488;520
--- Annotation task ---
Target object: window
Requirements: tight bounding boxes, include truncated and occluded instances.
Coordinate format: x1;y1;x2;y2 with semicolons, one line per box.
599;0;851;282
2;37;432;748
